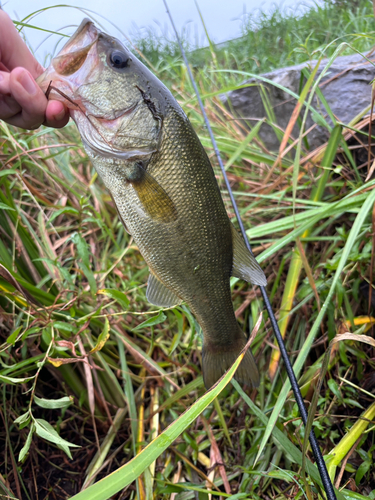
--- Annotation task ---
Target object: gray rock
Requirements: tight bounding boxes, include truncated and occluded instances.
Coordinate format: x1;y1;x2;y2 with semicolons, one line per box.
221;52;375;151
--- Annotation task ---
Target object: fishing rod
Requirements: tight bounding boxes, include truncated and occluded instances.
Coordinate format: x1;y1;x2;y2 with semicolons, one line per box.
162;2;337;499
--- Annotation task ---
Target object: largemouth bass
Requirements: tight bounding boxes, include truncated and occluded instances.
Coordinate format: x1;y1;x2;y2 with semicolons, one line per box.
37;19;267;388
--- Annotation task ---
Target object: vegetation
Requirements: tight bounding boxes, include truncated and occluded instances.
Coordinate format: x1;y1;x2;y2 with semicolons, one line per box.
1;0;375;499
135;0;375;73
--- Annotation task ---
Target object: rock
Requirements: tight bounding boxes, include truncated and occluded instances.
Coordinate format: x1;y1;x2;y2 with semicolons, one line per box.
221;52;375;151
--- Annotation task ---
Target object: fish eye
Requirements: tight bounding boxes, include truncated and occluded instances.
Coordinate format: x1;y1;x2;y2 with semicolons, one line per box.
109;50;129;69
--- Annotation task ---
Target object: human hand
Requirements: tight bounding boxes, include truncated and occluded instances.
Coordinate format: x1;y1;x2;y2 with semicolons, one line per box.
0;10;69;129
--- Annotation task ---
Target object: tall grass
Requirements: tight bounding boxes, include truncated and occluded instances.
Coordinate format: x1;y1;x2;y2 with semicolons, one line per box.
1;0;375;499
135;0;375;74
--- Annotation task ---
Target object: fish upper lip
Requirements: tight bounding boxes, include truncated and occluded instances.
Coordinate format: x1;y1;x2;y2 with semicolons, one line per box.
59;18;99;55
36;19;100;94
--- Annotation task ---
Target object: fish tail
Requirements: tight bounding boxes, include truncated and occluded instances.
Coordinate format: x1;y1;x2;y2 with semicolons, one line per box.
202;327;259;389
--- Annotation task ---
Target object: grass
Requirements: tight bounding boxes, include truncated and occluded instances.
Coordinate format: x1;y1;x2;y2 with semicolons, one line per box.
135;0;375;74
1;0;375;499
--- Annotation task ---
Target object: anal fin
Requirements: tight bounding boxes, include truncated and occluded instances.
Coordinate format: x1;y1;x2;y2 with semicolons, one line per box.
146;273;182;308
231;224;267;286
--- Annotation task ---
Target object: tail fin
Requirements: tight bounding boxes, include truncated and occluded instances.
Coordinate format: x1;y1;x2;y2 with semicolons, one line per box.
202;328;259;389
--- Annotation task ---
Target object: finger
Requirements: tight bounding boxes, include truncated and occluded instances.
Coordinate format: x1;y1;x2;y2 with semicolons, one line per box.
0;68;69;129
45;100;70;128
0;70;22;119
0;11;44;78
0;94;22;120
8;67;47;129
0;69;11;95
5;101;70;129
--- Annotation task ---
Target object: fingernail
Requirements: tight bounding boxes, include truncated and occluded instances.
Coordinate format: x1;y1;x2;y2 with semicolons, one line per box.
19;71;37;95
54;107;66;121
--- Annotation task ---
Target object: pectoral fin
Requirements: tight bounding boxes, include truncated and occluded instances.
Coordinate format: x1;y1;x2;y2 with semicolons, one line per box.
231;224;267;286
130;165;177;223
146;273;182;307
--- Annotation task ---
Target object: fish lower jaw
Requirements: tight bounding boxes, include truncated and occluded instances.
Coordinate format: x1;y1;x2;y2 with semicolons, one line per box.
80;135;156;161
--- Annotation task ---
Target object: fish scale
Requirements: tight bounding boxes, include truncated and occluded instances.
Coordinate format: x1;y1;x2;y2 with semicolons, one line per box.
37;18;267;388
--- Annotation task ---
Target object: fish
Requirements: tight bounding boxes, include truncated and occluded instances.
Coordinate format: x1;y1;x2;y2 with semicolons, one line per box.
37;19;267;389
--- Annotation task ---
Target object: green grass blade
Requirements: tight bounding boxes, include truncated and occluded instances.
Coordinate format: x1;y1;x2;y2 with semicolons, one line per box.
255;187;375;465
232;380;346;500
269;124;343;376
69;346;248;500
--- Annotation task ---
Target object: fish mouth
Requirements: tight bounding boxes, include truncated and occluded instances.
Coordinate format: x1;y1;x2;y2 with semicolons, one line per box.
51;20;98;77
37;19;99;105
37;20;139;118
56;18;98;57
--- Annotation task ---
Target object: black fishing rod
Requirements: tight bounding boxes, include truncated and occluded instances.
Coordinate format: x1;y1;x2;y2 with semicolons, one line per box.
162;2;337;499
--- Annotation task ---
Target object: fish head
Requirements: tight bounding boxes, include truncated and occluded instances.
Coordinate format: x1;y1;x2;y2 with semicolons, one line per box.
38;19;163;160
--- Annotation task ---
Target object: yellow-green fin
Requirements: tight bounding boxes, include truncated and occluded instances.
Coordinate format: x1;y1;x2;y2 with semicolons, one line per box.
146;273;182;307
131;170;177;223
231;224;267;286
